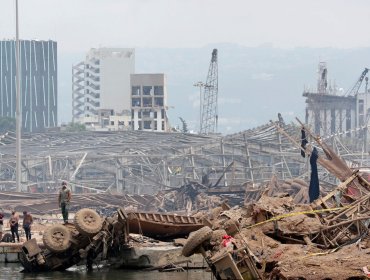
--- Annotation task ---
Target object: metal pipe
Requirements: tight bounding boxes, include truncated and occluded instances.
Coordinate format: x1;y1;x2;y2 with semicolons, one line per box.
15;0;22;192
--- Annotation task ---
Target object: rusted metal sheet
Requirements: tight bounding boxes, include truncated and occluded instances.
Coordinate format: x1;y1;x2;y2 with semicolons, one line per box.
126;211;204;238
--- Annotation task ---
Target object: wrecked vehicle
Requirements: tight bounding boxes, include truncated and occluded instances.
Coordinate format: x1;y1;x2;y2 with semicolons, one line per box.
19;208;204;272
182;226;262;280
20;208;106;271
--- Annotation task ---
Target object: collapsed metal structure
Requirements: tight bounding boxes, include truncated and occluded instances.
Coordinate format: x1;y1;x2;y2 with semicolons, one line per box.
0;117;369;197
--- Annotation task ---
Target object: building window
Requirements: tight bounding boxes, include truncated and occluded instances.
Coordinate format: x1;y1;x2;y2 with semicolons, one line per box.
111;121;115;125
161;109;165;119
143;111;151;118
132;98;141;107
154;122;158;130
154;112;157;118
143;97;152;107
132;86;141;96
162;121;165;131
143;86;152;96
154;86;164;96
138;111;142;118
144;121;152;129
154;97;163;106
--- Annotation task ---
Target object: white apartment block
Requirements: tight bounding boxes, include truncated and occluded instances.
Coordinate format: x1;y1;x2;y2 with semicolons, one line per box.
131;74;168;132
72;48;135;127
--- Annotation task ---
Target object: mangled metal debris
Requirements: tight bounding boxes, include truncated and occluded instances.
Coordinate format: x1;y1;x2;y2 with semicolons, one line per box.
179;123;370;280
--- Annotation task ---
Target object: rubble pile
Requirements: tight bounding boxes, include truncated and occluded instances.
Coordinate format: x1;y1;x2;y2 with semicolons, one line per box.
187;191;370;279
181;125;370;280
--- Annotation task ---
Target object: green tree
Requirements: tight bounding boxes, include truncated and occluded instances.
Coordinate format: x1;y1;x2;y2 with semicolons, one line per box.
0;117;16;133
65;122;86;132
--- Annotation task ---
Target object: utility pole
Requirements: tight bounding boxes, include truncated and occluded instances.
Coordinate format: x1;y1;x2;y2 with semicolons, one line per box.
193;81;204;133
15;0;22;192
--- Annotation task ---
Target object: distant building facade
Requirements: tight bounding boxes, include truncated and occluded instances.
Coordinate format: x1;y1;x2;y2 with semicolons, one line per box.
131;74;168;132
72;48;135;129
0;40;58;132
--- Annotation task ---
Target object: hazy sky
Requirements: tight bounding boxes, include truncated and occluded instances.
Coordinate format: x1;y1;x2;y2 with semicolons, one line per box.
1;0;370;133
1;0;370;51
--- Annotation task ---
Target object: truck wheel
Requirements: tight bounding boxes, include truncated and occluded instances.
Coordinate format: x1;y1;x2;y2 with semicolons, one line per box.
74;208;103;236
182;226;212;257
43;224;71;253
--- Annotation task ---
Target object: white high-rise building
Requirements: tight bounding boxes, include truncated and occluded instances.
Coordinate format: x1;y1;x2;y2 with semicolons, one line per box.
72;48;135;126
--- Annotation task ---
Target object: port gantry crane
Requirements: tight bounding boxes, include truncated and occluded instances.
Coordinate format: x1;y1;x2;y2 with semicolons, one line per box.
200;49;218;134
345;67;369;96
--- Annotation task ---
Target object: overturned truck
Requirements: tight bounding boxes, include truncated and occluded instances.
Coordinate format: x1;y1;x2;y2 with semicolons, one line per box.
20;208;204;272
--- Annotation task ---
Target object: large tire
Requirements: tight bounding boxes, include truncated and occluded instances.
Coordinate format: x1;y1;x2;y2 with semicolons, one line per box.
74;208;103;236
43;224;71;253
182;226;212;257
211;229;227;244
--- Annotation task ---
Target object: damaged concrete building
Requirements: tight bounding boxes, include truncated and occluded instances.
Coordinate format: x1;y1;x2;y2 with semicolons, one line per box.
304;62;369;143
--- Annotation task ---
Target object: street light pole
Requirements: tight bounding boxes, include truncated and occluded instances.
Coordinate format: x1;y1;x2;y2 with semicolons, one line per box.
193;81;204;134
15;0;22;192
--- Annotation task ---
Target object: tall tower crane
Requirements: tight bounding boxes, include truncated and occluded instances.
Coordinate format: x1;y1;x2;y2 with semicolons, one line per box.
200;49;218;134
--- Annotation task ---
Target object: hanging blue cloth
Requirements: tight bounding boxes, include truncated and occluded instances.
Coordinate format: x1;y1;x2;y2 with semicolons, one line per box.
301;129;308;158
309;147;320;202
